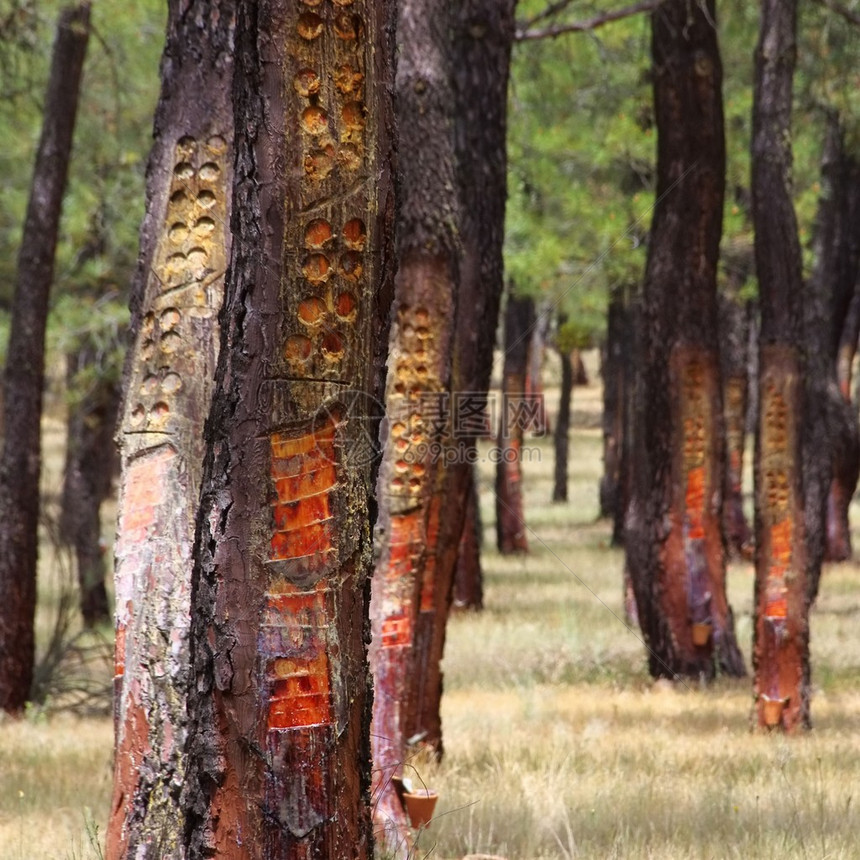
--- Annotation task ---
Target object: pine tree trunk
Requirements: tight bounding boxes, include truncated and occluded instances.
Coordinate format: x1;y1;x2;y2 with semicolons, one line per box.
369;0;461;848
751;0;811;731
552;335;573;503
60;343;119;627
496;293;534;554
106;3;235;856
182;2;396;856
625;0;745;681
810;116;860;564
0;3;90;713
404;0;516;764
600;289;627;527
526;303;551;436
452;466;483;610
718;291;753;559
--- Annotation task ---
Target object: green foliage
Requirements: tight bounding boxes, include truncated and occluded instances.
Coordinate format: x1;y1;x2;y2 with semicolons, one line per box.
506;0;859;340
0;0;164;377
506;1;653;339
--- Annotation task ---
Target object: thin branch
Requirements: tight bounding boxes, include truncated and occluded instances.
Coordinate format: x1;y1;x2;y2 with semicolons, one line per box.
515;0;664;41
814;0;860;26
519;0;579;30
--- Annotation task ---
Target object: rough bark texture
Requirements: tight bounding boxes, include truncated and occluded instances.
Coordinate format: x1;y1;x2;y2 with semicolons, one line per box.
625;0;745;681
106;3;235;856
182;2;396;857
0;3;89;713
402;0;516;773
717;290;753;559
809;115;860;564
496;293;534;554
751;0;811;731
452;465;483;610
600;289;627;532
369;0;460;850
552;332;573;503
60;344;120;627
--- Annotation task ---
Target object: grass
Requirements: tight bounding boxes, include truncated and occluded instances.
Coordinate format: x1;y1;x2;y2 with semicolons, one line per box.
4;357;860;858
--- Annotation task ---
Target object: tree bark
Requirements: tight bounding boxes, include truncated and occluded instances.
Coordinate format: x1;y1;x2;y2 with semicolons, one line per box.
405;0;516;765
809;114;860;564
625;0;745;681
182;2;396;857
552;324;573;503
106;3;235;856
60;343;120;627
452;465;483;610
718;289;753;559
751;0;811;731
496;292;534;554
369;0;461;849
0;3;90;714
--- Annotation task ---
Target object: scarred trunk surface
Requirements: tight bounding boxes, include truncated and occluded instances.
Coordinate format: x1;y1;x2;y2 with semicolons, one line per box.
751;0;811;731
369;0;459;850
625;0;745;680
106;3;235;856
183;2;396;856
409;0;517;759
718;291;753;559
0;3;90;713
496;293;533;554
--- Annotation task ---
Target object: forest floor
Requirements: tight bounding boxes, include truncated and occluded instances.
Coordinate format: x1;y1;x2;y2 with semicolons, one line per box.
3;355;860;859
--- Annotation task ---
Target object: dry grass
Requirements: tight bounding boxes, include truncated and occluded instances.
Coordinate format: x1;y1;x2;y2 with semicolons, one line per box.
5;361;860;858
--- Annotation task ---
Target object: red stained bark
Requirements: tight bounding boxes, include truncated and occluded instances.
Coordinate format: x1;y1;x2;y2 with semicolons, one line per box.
625;0;745;680
751;0;811;731
182;1;396;855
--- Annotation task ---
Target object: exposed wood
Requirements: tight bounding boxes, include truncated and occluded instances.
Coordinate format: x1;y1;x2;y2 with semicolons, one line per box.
625;0;745;681
751;0;811;731
182;2;396;856
106;2;235;855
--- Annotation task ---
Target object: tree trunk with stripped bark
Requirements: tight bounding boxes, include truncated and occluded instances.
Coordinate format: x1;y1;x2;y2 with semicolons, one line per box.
625;0;745;681
182;2;396;856
751;0;812;732
106;2;235;856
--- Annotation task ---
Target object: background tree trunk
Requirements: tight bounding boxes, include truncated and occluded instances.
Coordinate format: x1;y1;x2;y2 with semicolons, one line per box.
625;0;745;681
452;465;483;610
496;292;534;554
369;0;461;848
751;0;811;732
60;342;120;627
0;3;90;713
553;328;573;503
718;289;753;559
404;0;517;765
106;2;235;856
183;2;396;856
526;301;551;436
600;287;628;532
809;114;860;565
